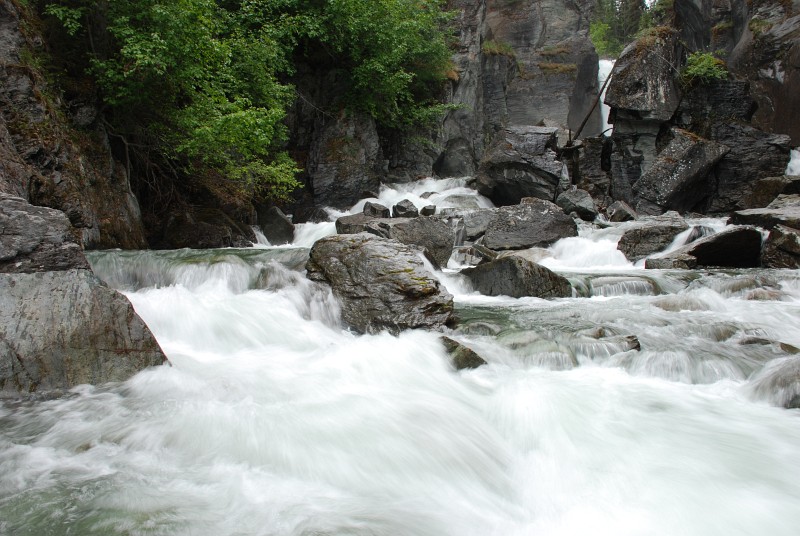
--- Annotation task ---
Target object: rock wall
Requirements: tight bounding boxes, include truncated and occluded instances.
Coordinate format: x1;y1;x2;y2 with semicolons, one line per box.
0;0;147;249
288;0;602;212
600;1;796;215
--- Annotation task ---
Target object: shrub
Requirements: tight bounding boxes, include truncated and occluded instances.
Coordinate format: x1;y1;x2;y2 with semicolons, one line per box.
682;51;728;85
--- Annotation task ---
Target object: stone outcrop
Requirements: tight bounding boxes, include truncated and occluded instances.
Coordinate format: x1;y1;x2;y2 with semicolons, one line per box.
462;255;572;298
306;233;454;334
482;199;578;250
644;226;763;269
476;126;566;205
0;269;166;397
731;203;800;230
0;194;89;273
162;207;255;249
616;212;689;262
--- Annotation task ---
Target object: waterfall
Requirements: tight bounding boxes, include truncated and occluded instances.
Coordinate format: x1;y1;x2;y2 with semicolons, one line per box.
598;59;615;136
787;147;800;175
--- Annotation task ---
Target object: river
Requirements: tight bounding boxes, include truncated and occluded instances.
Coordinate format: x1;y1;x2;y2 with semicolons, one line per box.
2;179;800;535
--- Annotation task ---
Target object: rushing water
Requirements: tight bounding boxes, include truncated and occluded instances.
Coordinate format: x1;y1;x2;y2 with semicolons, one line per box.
598;60;615;136
787;147;800;175
2;181;800;535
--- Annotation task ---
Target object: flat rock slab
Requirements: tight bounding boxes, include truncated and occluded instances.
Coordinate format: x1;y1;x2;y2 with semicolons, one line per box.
482;199;578;250
306;233;454;334
0;269;166;397
731;204;800;230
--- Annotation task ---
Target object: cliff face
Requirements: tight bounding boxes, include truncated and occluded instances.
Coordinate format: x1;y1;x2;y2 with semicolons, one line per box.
0;0;146;249
288;0;602;212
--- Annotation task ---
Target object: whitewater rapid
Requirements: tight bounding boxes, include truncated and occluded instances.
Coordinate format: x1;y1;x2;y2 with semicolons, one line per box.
2;179;800;535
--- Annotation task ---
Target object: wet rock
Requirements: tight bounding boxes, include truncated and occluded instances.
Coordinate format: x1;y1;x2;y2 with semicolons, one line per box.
476;127;565;206
761;224;800;268
683;225;716;245
482;199;577;250
419;205;436;216
462;256;571;299
363;201;390;218
0;194;89;273
306;233;454;334
257;206;294;245
644;253;698;270
731;204;800;230
440;336;487;370
747;357;800;409
0;269;166;398
392;199;418;218
606;200;638;222
438;208;496;241
645;226;763;269
616;212;690;261
556;188;598;221
163;207;255;249
363;216;457;268
632;128;729;215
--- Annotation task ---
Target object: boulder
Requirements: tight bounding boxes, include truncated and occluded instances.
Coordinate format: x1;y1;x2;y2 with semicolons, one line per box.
616;212;690;262
440;336;487;370
0;194;89;273
482;199;578;250
335;213;373;234
747;356;800;409
438;207;497;241
605;28;683;122
644;226;763;269
462;256;572;298
420;205;436;216
761;225;800;269
556;188;598;221
0;269;166;397
392;199;419;218
364;216;457;268
363;201;390;218
632;128;729;215
475;126;565;206
606;200;638;222
305;233;454;334
257;205;294;245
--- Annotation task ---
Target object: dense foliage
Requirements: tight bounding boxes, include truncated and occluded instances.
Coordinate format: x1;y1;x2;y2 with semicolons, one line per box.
590;0;672;57
682;51;728;85
42;0;454;200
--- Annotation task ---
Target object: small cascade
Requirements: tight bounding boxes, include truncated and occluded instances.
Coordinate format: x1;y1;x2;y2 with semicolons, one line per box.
598;59;615;135
787;147;800;175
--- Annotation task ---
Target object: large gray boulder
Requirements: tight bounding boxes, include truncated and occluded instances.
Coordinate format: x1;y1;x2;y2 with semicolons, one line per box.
462;256;571;299
0;194;89;272
476;127;565;206
306;233;454;334
0;270;166;397
364;216;457;268
482;199;578;250
632;128;729;215
438;208;497;241
644;226;763;269
616;212;690;262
